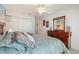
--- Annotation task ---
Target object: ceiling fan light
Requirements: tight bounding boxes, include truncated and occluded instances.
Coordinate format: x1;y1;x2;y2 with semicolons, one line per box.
37;7;45;14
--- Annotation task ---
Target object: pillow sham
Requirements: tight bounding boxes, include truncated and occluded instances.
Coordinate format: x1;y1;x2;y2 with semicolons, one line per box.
0;32;13;46
25;33;35;48
11;32;17;43
17;32;35;48
0;31;9;40
23;32;35;45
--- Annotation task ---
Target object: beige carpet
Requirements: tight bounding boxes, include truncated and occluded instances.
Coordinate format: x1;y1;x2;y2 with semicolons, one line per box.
69;48;79;54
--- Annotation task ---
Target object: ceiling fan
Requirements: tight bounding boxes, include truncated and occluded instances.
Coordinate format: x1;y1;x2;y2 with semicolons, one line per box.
33;4;50;14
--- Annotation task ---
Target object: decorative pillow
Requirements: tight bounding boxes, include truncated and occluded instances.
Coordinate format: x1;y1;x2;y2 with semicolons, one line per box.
0;32;13;46
17;32;35;48
4;32;12;39
23;32;35;48
11;32;17;43
0;31;9;40
27;32;33;36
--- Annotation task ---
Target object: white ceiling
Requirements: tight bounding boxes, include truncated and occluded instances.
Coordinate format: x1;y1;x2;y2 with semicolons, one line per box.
3;4;79;17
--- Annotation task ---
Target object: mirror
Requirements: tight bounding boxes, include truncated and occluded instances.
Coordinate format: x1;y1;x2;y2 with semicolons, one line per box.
53;16;65;31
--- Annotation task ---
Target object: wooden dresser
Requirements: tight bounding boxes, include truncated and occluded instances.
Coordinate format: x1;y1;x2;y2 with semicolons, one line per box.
47;30;69;48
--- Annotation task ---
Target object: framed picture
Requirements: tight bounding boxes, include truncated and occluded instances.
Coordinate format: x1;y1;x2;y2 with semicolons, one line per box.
43;20;45;26
53;16;65;31
46;21;49;28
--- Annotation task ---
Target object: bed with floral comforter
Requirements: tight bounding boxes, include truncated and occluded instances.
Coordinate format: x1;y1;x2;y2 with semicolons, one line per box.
0;32;69;54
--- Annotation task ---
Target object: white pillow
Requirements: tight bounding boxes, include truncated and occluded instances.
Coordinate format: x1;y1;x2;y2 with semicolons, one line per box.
24;33;35;43
17;32;35;48
24;32;35;47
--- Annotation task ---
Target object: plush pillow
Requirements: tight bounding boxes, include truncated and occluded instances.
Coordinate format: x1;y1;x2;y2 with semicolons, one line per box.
27;32;33;36
17;32;35;48
4;31;8;35
4;32;12;39
0;31;8;40
0;32;13;46
23;32;35;48
11;32;17;43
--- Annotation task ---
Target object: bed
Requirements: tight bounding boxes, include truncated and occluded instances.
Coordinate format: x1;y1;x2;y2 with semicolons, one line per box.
0;32;69;54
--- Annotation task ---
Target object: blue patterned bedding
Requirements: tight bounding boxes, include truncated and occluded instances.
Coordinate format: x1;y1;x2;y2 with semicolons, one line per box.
0;41;26;54
0;35;69;54
26;35;69;54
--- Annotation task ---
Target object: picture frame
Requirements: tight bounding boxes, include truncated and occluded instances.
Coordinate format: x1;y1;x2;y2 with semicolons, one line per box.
53;16;65;31
46;21;49;28
43;20;45;26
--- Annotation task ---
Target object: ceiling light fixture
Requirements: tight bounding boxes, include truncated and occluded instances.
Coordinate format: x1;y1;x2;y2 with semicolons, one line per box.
37;7;46;14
